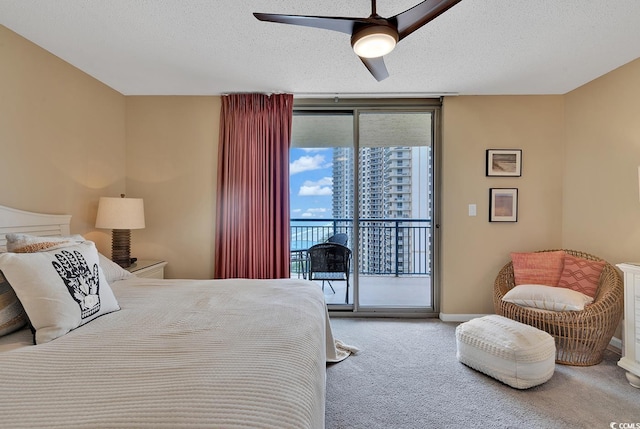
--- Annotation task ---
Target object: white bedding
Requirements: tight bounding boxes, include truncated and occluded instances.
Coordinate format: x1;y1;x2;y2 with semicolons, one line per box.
0;277;335;429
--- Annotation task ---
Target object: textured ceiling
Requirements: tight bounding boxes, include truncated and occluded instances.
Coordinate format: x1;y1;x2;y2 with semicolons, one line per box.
1;0;640;96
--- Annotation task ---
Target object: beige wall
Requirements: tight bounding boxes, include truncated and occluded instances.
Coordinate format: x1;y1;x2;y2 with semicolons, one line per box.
563;58;640;265
0;25;218;279
439;58;640;316
0;25;126;252
3;24;640;316
440;96;565;315
125;97;220;279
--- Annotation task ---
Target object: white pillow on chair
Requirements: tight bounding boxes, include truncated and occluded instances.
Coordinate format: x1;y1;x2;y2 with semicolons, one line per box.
502;284;593;311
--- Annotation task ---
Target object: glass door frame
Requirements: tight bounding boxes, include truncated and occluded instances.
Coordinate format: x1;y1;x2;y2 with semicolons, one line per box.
293;98;442;317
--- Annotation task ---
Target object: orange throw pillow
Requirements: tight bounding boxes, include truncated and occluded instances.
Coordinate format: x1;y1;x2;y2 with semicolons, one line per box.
557;254;605;298
511;251;565;286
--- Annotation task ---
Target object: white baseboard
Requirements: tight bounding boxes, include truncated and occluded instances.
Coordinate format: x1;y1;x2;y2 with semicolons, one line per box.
439;313;489;322
609;336;622;353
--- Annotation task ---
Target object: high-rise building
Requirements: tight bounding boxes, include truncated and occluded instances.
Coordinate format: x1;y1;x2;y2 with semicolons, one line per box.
332;146;431;275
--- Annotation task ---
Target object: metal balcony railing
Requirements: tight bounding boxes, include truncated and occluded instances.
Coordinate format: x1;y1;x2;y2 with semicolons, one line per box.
290;218;431;277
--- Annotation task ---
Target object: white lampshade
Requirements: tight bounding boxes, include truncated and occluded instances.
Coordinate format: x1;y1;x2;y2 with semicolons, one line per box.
96;197;145;230
351;26;398;59
95;195;145;268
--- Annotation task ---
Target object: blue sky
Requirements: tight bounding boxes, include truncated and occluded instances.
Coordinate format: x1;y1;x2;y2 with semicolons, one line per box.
289;147;333;219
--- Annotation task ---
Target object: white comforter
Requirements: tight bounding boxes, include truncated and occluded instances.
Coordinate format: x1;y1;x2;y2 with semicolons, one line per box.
0;277;335;429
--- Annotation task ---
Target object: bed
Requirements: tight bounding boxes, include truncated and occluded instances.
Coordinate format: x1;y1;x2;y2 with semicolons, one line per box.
0;205;349;429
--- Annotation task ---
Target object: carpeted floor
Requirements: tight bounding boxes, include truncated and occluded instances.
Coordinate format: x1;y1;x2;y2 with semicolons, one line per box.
326;318;639;429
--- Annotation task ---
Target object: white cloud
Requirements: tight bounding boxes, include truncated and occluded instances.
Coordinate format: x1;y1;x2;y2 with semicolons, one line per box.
300;148;330;153
297;176;333;196
290;154;329;175
306;177;333;186
299;185;332;196
299;208;329;218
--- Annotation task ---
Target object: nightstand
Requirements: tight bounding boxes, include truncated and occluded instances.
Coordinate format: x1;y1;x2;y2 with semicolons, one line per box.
126;260;167;279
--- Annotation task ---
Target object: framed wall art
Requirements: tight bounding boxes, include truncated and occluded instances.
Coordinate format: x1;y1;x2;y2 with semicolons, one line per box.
486;149;522;177
489;188;518;222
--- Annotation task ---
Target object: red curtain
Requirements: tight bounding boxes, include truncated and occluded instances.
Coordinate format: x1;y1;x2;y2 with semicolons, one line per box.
214;93;293;279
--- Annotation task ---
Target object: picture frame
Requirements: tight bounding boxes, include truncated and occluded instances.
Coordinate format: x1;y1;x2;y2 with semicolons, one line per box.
489;188;518;222
486;149;522;177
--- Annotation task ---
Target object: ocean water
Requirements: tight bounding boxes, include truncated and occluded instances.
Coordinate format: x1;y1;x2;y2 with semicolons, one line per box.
290;221;335;250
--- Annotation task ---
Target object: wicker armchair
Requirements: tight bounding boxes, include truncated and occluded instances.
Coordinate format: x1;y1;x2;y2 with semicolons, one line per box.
494;249;623;366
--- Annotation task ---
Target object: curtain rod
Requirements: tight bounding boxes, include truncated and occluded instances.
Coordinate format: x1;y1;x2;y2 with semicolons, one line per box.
219;92;458;98
292;92;458;98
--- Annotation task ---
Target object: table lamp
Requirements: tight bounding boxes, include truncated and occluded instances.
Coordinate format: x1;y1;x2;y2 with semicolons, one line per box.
95;194;145;268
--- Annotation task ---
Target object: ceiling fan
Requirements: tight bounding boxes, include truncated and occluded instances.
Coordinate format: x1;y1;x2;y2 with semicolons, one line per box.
253;0;462;81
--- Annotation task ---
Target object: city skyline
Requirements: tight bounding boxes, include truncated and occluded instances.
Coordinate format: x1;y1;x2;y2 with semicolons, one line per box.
290;146;431;220
289;143;433;294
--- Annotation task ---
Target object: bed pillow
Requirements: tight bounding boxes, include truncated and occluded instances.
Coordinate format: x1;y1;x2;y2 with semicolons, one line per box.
557;254;605;299
511;251;565;286
0;272;27;337
5;233;84;253
6;233;134;284
0;241;120;344
502;284;593;311
98;252;134;283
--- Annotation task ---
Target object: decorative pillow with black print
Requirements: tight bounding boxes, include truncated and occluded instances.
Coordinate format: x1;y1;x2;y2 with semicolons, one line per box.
0;241;120;344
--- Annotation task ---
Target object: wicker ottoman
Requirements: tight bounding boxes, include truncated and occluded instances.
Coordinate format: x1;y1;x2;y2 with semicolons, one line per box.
455;315;555;389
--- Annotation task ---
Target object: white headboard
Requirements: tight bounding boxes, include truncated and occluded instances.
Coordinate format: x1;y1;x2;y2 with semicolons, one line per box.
0;205;72;251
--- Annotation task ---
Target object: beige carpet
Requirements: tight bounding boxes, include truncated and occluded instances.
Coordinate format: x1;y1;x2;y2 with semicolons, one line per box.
326;318;638;429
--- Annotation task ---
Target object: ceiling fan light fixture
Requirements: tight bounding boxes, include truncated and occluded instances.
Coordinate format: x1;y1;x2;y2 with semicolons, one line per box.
351;25;398;58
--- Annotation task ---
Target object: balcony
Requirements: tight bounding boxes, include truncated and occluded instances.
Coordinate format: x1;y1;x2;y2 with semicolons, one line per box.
290;209;431;306
325;275;430;306
290;217;431;277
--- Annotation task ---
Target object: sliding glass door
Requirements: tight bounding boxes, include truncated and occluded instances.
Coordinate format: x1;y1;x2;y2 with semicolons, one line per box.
289;112;354;302
290;99;440;315
357;111;433;308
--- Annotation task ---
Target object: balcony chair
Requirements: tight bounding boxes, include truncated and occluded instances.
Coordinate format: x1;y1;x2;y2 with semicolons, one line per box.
493;249;623;366
307;242;352;303
326;233;348;246
290;249;308;279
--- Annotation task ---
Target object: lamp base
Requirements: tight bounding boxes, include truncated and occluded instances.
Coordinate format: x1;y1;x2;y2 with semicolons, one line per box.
111;229;132;268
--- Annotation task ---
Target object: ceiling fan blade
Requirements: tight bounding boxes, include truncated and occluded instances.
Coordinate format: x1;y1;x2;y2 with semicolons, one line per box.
390;0;462;41
360;56;389;81
254;13;368;35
